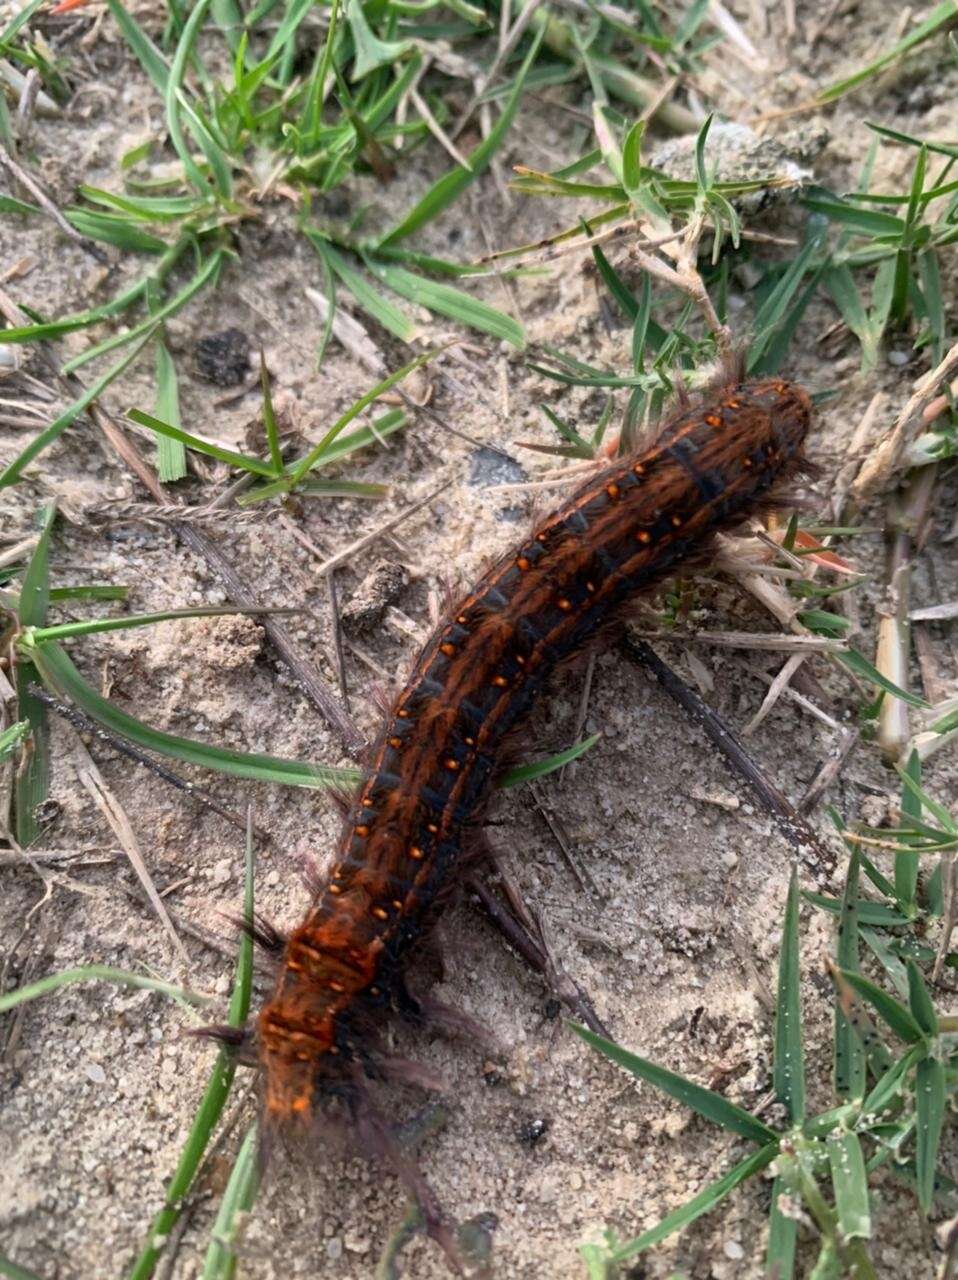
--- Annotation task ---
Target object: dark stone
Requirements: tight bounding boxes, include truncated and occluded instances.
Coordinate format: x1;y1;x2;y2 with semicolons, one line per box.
194;327;251;387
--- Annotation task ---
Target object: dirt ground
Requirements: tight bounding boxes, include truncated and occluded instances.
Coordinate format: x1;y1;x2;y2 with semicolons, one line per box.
3;3;958;1278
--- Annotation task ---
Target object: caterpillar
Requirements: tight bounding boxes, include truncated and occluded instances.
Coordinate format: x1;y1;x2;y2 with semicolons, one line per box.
251;371;812;1256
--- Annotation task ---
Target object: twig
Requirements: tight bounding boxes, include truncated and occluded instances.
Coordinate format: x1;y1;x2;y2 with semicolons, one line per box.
0;144;106;261
851;343;958;502
798;728;860;814
71;730;189;966
465;870;612;1039
620;635;838;889
326;568;350;714
312;486;445;577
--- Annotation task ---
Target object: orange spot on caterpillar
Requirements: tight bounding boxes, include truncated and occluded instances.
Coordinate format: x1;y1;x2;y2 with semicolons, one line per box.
391;899;403;910
389;736;402;749
457;614;468;624
444;757;460;771
328;883;343;894
329;980;345;993
671;516;682;527
557;597;572;611
371;905;389;920
439;642;456;657
516;556;530;571
606;483;620;499
291;1096;311;1113
355;824;370;837
633;462;646;475
410;846;425;859
397;708;410;718
636;531;652;544
492;674;509;687
464;736;475;746
705;414;721;427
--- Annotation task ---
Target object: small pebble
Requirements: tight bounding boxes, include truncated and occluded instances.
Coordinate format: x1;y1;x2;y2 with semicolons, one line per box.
723;1240;745;1260
85;1063;106;1084
211;858;233;886
887;349;910;366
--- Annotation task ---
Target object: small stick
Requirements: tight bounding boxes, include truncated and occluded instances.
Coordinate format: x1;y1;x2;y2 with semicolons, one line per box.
326;568;350;714
0;144;106;261
27;683;264;840
620;635;838;889
798;728;860;815
312;486;445;577
529;780;601;901
465;870;612;1039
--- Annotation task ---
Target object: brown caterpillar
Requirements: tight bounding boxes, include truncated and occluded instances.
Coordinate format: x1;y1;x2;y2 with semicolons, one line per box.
249;372;812;1255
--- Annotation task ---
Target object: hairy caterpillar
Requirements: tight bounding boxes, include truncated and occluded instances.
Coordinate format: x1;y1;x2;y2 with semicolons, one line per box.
249;372;812;1254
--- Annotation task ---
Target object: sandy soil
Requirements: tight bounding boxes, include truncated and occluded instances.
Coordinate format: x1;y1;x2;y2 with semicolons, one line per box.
2;3;958;1278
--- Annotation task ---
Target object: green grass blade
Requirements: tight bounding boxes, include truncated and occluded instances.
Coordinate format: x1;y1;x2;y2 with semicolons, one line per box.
378;25;544;247
287;348;437;488
773;867;805;1123
860;1042;924;1118
365;258;524;346
604;1143;779;1264
915;1054;946;1213
827;1130;871;1240
0;329;157;489
27;604;298;643
0;720;29;765
128;824;254;1280
260;354;284;475
835;845;866;1101
154;340;187;482
817;1;958;104
201;1122;259;1280
0;1252;47;1280
906;961;938;1036
836;969;925;1044
104;0;170;94
18;504;56;627
306;233;418;341
898;750;924;914
0;964;212;1015
766;1173;797;1279
835;648;929;709
164;0;216;194
500;734;600;787
63;252;222;374
64;208;167;254
571;1024;777;1144
127;408;277;477
30;640;358;790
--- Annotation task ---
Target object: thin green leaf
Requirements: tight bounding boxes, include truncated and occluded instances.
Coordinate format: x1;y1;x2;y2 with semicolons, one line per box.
895;748;923;914
0;720;29;765
65;207;167;254
0;964;212;1015
835;844;866;1101
154;340;186;483
606;1143;779;1263
201;1122;259;1280
62;252;223;375
836;648;929;709
774;867;805;1122
817;2;958;104
836;968;925;1044
104;0;170;94
766;1174;797;1280
26;604;298;644
827;1131;871;1241
164;0;217;195
30;640;358;790
571;1024;777;1144
915;1054;946;1214
378;25;544;246
0;329;157;490
127;409;277;477
306;234;418;342
365;258;524;346
128;823;254;1280
500;734;600;787
906;960;938;1036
